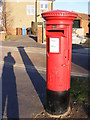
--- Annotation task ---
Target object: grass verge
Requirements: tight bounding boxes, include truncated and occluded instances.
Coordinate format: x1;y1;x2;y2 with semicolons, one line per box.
70;77;89;104
5;35;21;41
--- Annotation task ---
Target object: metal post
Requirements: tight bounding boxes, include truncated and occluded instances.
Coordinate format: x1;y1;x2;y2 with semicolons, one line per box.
35;0;37;35
42;19;44;43
51;0;53;10
2;0;6;31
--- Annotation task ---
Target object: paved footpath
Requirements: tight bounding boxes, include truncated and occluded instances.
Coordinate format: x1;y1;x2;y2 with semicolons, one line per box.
0;36;46;119
0;36;89;119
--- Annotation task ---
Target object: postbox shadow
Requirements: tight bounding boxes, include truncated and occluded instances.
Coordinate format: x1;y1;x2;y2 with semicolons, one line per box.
18;47;46;108
2;52;19;119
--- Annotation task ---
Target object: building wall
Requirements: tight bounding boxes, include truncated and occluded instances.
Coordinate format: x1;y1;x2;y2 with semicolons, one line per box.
37;1;51;43
37;25;42;43
5;0;52;35
80;19;88;35
76;13;89;36
37;1;51;22
0;2;2;28
5;1;35;35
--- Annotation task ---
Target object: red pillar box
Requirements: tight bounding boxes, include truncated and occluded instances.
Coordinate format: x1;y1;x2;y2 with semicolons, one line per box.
42;10;77;116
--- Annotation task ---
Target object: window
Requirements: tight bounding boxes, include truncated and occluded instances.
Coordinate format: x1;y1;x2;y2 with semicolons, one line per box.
0;20;1;25
0;6;2;13
0;19;3;26
40;1;48;10
45;4;48;9
73;20;80;28
41;4;43;9
27;5;35;15
0;2;2;13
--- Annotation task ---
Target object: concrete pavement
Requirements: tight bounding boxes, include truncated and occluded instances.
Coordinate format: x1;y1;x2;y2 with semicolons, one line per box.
0;36;89;119
0;38;46;118
1;35;46;48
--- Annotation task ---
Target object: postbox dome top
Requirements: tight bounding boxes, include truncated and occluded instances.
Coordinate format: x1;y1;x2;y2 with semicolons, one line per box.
42;10;78;20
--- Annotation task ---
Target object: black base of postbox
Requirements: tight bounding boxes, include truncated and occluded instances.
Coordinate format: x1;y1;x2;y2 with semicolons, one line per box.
46;88;70;115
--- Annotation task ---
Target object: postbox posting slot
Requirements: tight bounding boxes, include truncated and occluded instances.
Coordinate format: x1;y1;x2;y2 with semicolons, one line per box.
46;29;66;39
46;24;67;31
47;30;64;34
47;30;65;36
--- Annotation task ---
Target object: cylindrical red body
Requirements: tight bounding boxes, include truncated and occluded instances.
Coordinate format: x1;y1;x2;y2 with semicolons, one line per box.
42;10;78;116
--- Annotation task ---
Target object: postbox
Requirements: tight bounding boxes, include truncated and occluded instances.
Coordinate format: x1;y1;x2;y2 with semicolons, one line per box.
42;10;78;116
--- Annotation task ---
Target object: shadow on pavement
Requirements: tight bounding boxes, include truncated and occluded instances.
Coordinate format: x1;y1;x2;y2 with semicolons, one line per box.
29;35;37;42
2;52;19;119
18;47;46;108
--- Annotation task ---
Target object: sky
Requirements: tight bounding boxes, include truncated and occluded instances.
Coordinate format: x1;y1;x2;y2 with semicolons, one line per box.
53;0;89;14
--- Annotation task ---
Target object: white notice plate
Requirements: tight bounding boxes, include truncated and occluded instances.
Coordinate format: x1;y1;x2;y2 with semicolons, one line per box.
50;38;59;53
